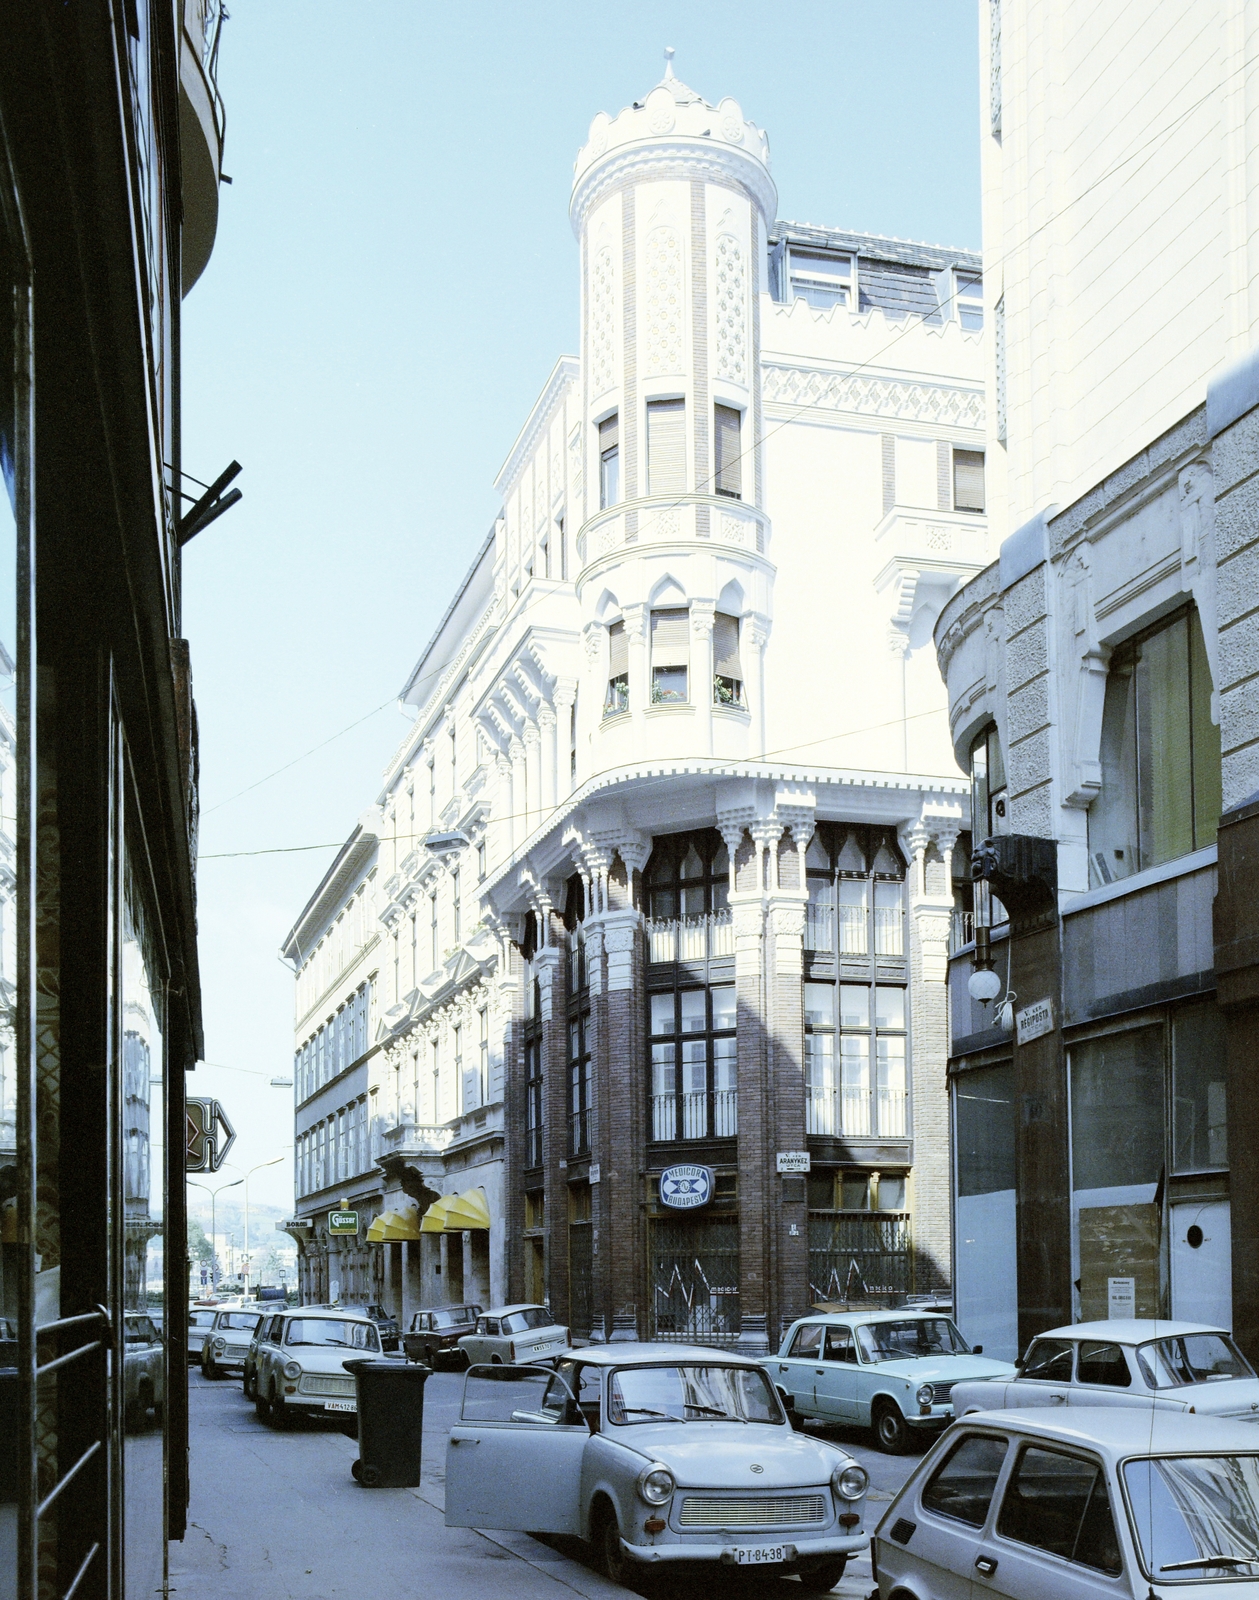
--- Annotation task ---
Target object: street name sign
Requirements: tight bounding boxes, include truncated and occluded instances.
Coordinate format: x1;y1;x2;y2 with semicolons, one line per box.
328;1209;359;1235
185;1099;236;1173
776;1151;811;1174
1015;997;1054;1044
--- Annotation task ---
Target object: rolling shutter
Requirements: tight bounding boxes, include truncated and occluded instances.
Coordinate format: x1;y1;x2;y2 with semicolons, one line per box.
713;613;742;681
953;449;985;511
714;405;742;498
651;608;690;668
608;619;628;678
647;399;686;496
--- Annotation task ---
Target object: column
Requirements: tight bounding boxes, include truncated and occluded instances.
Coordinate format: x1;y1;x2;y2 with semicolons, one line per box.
553;680;577;799
691;601;715;756
746;615;770;758
495;751;515;854
509;738;527;847
400;1240;413;1331
625;602;648;719
523;722;543;834
539;704;558;812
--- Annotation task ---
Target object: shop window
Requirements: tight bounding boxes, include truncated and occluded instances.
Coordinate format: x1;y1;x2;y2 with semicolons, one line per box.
649;982;737;1141
1171;1002;1227;1172
1090;606;1221;886
805;982;907;1137
651;607;689;704
955;1064;1015;1196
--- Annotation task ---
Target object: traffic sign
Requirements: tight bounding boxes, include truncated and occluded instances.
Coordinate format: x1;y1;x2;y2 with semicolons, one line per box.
328;1209;359;1235
185;1099;237;1173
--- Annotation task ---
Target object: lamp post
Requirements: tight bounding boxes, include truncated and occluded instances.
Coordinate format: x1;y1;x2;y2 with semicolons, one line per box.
187;1176;242;1291
240;1156;284;1294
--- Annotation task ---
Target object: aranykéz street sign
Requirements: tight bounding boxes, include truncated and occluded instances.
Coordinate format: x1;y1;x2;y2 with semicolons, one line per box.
185;1099;236;1173
659;1164;714;1210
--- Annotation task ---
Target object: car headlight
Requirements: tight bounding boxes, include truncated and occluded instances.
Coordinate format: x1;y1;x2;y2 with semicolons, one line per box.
916;1383;934;1408
283;1360;302;1380
832;1462;868;1501
637;1464;675;1506
212;1338;226;1352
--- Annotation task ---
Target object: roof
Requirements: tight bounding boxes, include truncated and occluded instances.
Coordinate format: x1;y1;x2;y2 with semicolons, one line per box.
481;1303;558;1318
959;1406;1259;1455
562;1343;765;1368
771;219;980;272
1036;1320;1227;1344
397;525;497;708
284;1307;375;1321
280;822;379;963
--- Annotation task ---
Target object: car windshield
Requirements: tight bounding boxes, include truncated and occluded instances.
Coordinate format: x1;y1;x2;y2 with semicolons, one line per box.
856;1317;970;1361
503;1309;553;1334
430;1310;465;1329
190;1312;216;1328
1125;1456;1259;1578
607;1364;782;1425
217;1313;260;1331
1136;1335;1254;1390
284;1318;380;1350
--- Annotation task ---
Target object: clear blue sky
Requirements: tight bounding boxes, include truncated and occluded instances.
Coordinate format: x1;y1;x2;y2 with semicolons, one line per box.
181;0;982;1216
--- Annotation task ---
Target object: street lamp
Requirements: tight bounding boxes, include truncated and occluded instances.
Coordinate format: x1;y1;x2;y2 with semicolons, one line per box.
238;1156;284;1293
187;1176;242;1291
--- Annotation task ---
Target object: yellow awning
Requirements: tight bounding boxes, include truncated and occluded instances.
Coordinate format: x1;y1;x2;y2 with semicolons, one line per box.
365;1208;423;1243
419;1188;491;1233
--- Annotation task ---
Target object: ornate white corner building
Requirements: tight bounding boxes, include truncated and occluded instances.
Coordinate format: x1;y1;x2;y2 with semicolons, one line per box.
282;58;987;1347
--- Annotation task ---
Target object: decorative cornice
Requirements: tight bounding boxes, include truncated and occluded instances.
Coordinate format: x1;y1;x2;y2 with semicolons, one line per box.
493;356;580;498
571;141;777;237
760;363;985;430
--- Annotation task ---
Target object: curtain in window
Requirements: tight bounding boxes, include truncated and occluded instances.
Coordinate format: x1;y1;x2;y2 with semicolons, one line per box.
647;399;686;496
714;404;742;497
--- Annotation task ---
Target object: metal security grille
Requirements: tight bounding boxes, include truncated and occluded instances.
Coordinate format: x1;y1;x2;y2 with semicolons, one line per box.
679;1494;828;1528
649;1217;740;1344
569;1223;593;1339
807;1213;912;1304
298;1375;355;1398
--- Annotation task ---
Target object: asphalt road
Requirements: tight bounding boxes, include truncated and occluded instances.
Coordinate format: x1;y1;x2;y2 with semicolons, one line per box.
170;1363;928;1600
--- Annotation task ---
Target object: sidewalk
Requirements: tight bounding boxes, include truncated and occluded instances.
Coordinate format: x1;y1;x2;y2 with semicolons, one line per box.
169;1371;877;1599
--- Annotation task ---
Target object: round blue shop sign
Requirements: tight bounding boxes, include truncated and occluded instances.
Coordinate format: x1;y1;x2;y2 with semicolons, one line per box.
659;1164;715;1209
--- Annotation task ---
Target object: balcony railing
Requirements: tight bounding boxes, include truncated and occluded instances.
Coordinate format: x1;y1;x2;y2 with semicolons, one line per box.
647;911;734;964
949;908;974;954
651;1088;738;1142
805;1088;907;1139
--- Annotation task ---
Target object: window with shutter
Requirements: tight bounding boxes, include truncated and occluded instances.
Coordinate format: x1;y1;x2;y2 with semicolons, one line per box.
953;448;985;512
651;607;690;704
714;405;742;499
599;414;619;508
713;612;743;705
605;619;629;715
647;399;686;496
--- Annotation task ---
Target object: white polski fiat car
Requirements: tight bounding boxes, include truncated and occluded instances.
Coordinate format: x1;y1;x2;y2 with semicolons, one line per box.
456;1304;569;1367
950;1320;1259;1422
445;1344;869;1593
873;1406;1259;1598
252;1308;381;1428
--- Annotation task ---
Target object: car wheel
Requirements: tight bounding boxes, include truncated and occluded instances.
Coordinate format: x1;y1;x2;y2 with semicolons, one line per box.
254;1391;271;1423
595;1505;630;1588
243;1369;255;1400
203;1358;218;1381
782;1396;806;1432
490;1355;503;1366
873;1400;909;1454
797;1557;847;1593
269;1384;291;1429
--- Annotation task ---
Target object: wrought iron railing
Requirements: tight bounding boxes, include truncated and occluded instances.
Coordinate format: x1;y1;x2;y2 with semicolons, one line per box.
646;910;734;964
650;1088;737;1142
805;1087;907;1138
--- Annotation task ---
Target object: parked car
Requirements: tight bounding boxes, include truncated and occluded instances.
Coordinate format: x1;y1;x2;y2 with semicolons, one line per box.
950;1318;1259;1424
243;1309;286;1401
445;1344;870;1592
122;1312;164;1431
774;1309;1017;1454
874;1406;1259;1597
403;1304;482;1368
201;1308;263;1381
457;1304;569;1367
187;1307;218;1365
358;1302;400;1352
252;1308;381;1427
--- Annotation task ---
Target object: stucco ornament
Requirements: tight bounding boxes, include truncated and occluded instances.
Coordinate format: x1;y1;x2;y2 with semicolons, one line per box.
644;224;683;374
715;233;746;382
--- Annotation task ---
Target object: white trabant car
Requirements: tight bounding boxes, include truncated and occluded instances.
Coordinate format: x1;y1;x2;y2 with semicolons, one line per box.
874;1406;1259;1597
252;1308;381;1428
445;1344;870;1592
951;1319;1259;1423
456;1303;569;1367
201;1308;262;1381
775;1309;1017;1453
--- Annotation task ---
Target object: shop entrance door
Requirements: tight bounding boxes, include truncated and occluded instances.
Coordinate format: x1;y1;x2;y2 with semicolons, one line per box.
1170;1201;1231;1328
649;1217;739;1345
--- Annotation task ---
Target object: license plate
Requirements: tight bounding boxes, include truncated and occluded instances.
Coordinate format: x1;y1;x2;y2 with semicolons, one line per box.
324;1400;356;1413
735;1546;788;1566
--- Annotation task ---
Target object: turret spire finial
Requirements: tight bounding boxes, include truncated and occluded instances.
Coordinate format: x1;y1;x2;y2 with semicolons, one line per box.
663;46;676;80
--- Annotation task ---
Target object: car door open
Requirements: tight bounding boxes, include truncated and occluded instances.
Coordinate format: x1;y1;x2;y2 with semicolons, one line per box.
445;1364;588;1535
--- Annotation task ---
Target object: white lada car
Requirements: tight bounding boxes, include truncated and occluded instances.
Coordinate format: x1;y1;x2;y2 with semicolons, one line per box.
252;1308;381;1428
445;1344;870;1593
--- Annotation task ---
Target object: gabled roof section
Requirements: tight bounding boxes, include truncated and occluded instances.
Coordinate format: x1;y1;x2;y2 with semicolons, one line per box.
280;822;379;964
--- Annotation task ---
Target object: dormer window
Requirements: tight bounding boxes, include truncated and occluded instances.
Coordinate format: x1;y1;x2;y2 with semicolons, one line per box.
956;271;983;330
599;414;619;509
789;249;853;309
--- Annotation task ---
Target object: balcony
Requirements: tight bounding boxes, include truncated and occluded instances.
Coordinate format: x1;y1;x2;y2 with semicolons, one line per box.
179;0;227;293
647;911;735;964
804;899;904;957
377;1120;455;1160
651;1088;738;1142
805;1087;907;1138
576;496;770;571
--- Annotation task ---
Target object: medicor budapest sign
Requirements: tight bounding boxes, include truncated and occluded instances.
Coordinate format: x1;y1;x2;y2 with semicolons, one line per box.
659;1164;714;1210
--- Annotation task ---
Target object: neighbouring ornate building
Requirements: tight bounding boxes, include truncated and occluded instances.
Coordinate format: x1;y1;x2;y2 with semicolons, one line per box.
284;57;989;1349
